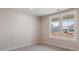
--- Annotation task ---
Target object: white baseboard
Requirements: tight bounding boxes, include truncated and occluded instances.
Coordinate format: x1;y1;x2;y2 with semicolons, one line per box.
40;41;79;51
2;41;39;51
2;41;78;51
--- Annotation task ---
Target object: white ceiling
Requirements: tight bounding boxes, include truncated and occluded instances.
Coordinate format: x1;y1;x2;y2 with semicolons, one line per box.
12;8;69;16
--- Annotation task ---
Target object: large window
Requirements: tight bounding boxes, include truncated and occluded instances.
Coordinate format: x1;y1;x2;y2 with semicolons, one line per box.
49;12;76;41
49;17;60;39
62;14;76;40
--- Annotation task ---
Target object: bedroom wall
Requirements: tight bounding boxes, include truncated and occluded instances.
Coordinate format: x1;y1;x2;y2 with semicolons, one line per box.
0;9;40;50
41;8;79;50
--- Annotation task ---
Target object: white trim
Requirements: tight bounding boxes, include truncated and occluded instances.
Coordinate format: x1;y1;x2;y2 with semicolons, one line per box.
40;41;79;51
1;41;39;51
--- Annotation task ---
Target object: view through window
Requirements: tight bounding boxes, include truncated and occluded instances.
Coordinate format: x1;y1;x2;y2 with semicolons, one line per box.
62;14;75;40
49;13;76;41
50;18;60;39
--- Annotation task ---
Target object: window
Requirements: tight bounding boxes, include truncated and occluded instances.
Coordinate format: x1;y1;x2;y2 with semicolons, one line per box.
49;17;60;39
49;12;76;41
62;14;76;40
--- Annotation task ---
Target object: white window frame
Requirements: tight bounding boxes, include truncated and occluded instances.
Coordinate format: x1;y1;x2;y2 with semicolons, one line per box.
49;11;77;41
49;15;61;39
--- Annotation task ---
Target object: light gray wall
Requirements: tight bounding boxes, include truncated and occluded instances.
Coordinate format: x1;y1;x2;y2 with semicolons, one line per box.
1;8;79;51
41;8;79;50
0;9;40;50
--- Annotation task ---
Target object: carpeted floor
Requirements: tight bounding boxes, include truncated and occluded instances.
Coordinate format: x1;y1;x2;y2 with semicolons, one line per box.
12;43;72;51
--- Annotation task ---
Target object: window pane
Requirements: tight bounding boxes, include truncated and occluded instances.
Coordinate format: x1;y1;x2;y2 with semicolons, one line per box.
62;15;75;40
49;18;60;39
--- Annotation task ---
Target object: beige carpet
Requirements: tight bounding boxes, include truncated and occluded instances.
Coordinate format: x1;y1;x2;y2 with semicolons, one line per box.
12;43;72;51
